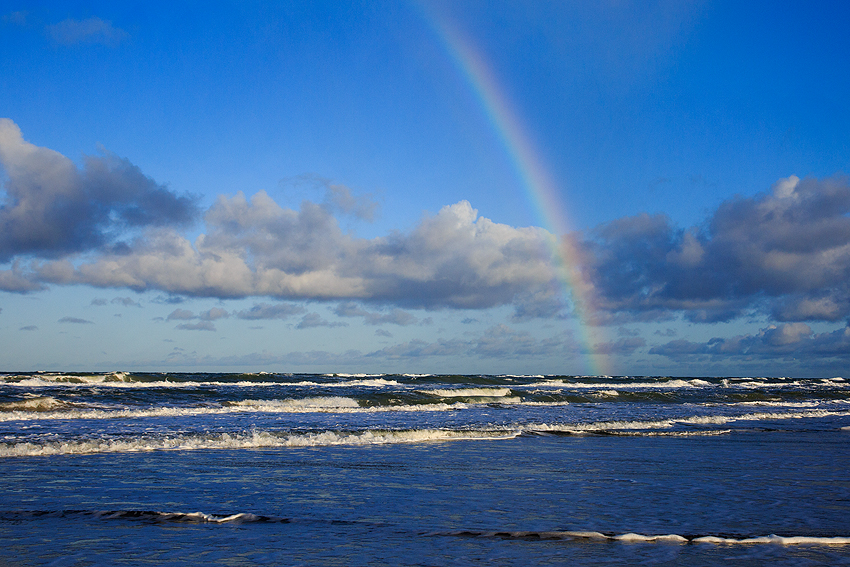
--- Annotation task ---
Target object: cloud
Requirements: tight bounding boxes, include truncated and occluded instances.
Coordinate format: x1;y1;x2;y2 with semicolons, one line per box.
5;126;850;332
3;11;27;25
590;337;646;355
0;262;45;292
200;307;229;321
59;316;93;324
111;296;140;307
367;325;581;361
333;302;418;325
34;192;558;312
283;174;380;222
153;307;227;333
234;302;306;320
577;175;850;324
650;323;850;362
91;298;108;306
19;325;37;331
325;182;379;222
0;119;198;263
46;17;129;46
296;313;348;329
166;309;195;321
375;329;392;338
175;321;216;331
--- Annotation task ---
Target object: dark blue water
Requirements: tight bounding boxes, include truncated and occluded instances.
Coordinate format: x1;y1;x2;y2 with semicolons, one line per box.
1;373;849;565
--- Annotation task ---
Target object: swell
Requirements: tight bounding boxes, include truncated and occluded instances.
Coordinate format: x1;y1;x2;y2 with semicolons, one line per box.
437;529;850;545
3;509;849;545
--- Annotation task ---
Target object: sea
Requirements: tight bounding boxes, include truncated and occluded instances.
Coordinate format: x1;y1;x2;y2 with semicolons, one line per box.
1;371;849;566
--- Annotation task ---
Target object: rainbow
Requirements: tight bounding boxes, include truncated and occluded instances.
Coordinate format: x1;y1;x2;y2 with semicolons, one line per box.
417;4;610;375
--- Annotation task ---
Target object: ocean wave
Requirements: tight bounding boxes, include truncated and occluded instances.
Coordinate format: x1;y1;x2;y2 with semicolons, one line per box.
1;377;402;389
225;396;361;410
289;378;401;388
529;408;850;435
441;530;850;545
0;428;521;457
0;399;469;422
424;388;512;397
4;508;848;545
681;409;850;425
0;396;84;412
0;509;288;524
1;372;132;385
531;378;714;390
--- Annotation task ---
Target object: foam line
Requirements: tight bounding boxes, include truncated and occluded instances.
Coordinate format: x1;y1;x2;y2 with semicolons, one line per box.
441;530;850;544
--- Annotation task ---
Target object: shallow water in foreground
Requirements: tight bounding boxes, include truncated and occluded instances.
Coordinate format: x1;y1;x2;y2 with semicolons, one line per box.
1;372;849;565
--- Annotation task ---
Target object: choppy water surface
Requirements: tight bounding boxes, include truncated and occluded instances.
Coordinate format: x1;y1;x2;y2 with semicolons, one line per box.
1;372;849;565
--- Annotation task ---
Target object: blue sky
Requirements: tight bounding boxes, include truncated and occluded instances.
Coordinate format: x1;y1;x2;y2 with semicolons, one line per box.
1;1;849;376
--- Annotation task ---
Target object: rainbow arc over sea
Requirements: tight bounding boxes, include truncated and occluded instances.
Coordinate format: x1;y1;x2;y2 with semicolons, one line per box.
418;4;609;376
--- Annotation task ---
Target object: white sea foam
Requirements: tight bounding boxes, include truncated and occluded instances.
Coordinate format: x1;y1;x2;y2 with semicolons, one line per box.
529;407;850;435
590;390;620;398
681;409;850;425
226;396;361;410
0;399;468;422
531;379;715;390
533;419;677;433
291;378;401;388
0;428;521;456
425;388;512;397
463;530;850;545
2;377;402;389
691;535;850;545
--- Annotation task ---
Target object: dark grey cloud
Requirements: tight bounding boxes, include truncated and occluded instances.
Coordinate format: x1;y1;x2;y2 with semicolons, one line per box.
650;323;850;362
578;175;850;324
0;119;198;263
46;17;129;46
19;325;37;331
59;316;93;324
235;302;306;320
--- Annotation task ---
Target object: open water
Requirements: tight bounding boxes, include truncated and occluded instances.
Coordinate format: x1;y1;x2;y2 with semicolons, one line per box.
1;372;849;565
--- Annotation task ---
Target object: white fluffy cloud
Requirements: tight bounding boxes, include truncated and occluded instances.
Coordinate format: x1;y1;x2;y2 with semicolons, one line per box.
31;190;558;312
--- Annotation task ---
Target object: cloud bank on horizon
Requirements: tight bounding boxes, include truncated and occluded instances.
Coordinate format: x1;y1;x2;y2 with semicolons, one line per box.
2;118;849;372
